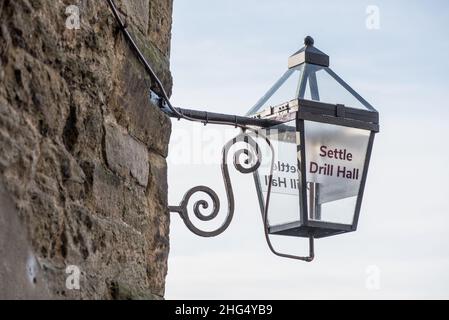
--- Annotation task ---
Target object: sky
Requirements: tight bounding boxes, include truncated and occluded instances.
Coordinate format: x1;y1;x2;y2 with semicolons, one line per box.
165;0;449;299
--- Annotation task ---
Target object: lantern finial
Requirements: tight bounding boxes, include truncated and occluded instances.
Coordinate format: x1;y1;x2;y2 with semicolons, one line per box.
304;36;314;46
288;36;329;69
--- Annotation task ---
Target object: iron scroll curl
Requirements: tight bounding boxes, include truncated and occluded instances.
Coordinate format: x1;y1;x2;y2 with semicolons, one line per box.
168;132;266;238
104;0;314;261
168;130;314;262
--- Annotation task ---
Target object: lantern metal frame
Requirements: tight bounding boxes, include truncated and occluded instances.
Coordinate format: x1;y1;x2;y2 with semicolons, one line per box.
252;98;378;239
247;35;379;239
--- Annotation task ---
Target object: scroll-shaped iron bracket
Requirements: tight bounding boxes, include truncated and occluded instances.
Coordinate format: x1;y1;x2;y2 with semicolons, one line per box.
169;130;314;261
105;0;314;261
168;132;259;237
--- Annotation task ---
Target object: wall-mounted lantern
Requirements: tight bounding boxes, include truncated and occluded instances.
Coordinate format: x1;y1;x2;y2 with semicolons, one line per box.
106;0;379;262
245;36;379;260
167;37;379;261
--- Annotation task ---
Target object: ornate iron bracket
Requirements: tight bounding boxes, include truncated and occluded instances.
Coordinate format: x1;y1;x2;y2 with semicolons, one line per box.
106;0;314;262
168;131;314;262
168;132;261;237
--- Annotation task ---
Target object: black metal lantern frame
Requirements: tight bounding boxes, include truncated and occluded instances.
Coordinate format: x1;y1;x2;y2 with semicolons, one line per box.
252;99;378;240
106;0;378;262
247;35;379;241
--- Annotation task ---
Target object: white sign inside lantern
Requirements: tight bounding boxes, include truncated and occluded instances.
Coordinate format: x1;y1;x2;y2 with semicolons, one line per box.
304;121;370;204
258;121;370;205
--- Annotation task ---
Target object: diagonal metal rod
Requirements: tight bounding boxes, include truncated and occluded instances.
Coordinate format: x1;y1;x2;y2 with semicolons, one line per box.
106;0;272;129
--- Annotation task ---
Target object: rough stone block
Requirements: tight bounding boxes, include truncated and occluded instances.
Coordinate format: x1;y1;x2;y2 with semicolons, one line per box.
120;0;151;36
148;151;168;206
91;163;150;234
105;122;149;187
149;0;173;56
112;49;172;157
0;183;51;299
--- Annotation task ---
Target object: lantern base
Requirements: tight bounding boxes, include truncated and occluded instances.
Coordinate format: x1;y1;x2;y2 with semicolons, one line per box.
268;221;353;239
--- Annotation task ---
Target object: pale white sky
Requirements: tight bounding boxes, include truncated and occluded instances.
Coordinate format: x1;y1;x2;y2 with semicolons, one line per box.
165;0;449;299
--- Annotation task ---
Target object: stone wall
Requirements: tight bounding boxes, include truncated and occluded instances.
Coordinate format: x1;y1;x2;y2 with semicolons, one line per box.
0;0;173;299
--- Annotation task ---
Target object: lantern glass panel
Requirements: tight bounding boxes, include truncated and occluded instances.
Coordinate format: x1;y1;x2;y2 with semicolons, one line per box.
303;120;370;225
300;64;373;111
247;65;304;116
255;120;302;227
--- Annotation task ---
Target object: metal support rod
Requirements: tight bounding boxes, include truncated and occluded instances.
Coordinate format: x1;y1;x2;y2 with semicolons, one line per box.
308;182;321;221
148;90;282;128
167;108;282;128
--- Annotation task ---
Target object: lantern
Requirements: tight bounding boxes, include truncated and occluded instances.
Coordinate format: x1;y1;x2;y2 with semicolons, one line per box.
248;36;379;240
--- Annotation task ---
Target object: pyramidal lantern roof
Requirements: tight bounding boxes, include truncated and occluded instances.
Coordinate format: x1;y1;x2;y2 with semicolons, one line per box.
247;36;376;116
